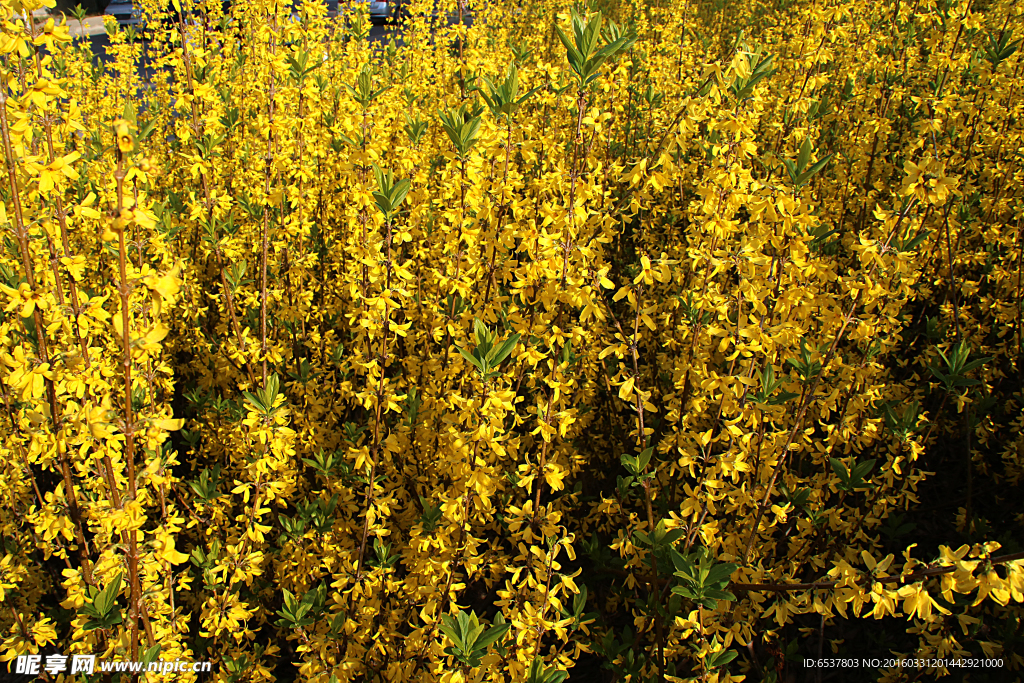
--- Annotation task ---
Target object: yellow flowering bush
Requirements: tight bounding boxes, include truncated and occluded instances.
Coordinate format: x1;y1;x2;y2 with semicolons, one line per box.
1;0;1023;680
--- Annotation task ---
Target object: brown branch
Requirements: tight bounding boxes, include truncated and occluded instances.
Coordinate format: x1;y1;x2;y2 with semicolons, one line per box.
743;196;919;563
731;550;1024;593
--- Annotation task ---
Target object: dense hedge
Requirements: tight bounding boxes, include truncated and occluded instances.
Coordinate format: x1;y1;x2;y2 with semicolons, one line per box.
0;0;1022;680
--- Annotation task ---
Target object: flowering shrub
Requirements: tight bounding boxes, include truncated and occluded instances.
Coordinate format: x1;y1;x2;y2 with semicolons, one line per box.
0;0;1022;680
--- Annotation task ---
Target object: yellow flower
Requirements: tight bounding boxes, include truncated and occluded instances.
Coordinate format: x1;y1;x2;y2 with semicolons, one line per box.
5;349;54;401
0;282;49;318
897;583;949;621
74;191;102;220
59;255;87;282
152;528;191;565
114;118;134;153
142;265;183;315
84;399;115;440
30;617;57;647
543;462;567;491
133;322;170;358
901;157;958;205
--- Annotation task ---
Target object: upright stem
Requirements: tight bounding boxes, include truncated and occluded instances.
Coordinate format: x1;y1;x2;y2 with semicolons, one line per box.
178;6;215;265
260;24;278;385
1013;218;1023;366
347;213;399;677
441;153;469;372
561;90;587;291
481;115;514;309
0;72;94;585
112;157;142;666
942;205;962;343
355;215;396;578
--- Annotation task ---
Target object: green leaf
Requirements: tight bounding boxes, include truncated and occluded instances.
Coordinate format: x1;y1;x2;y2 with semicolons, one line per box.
439;614;465;649
851;459;877;483
573;585;588;616
96;573;122;616
961;355;993;373
669;545;689;573
372;193;392;217
489;333;521;366
830;458;850;485
704;562;737;587
661;528;685;546
371;163;388;193
462;117;482;150
708;649;739;668
463;622;485;652
637;446;654;471
527;656;569;683
983;31;1019;68
473;317;489;349
781;157;797;184
515;85;544;107
141;644;162;668
797;136;812;173
555;25;579;68
456;346;483;372
704;588;737;602
671;585;698;599
796;152;836;186
473;622;510;652
900;228;931;252
391;178;412;209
